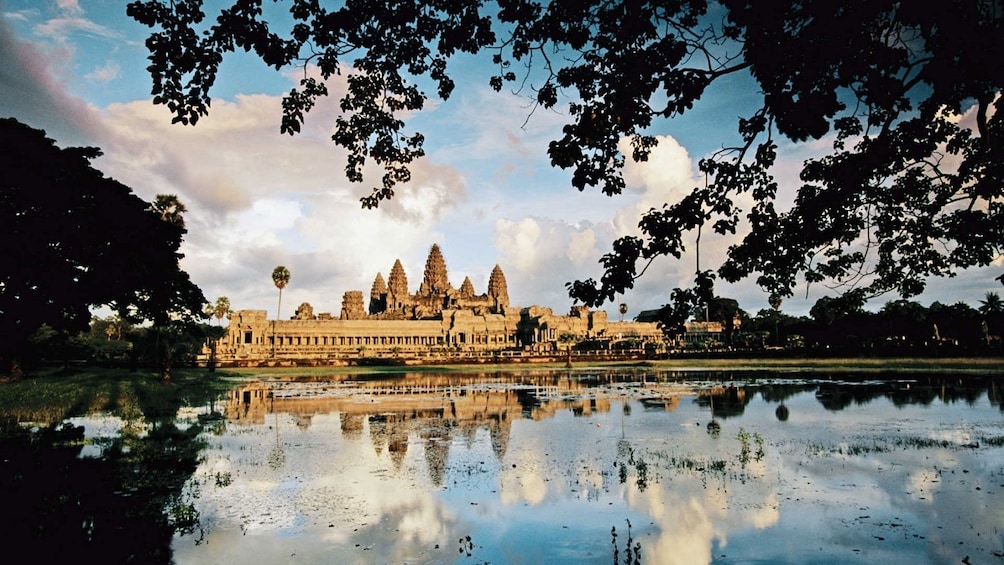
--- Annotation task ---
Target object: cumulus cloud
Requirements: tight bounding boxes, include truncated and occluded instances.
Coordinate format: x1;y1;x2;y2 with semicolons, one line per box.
89;74;467;315
489;133;730;315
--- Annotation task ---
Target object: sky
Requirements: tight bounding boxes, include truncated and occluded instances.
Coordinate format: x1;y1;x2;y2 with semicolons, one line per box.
1;0;1001;321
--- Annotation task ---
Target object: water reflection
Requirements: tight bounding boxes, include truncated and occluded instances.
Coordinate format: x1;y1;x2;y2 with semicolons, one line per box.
168;371;1004;564
2;370;1002;564
0;410;206;563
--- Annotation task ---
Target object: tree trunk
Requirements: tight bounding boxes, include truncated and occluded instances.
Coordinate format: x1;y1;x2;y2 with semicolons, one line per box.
208;339;217;372
8;358;23;380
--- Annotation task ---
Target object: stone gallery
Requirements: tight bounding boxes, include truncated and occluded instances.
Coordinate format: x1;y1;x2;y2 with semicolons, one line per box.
216;244;666;364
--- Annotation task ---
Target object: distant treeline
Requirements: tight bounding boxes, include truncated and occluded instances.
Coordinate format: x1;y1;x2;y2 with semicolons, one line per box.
718;295;1004;355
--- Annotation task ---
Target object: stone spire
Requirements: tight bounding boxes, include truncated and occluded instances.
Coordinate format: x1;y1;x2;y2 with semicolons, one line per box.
487;264;509;309
387;259;408;303
371;272;387;296
420;243;450;295
459;276;475;298
369;272;388;314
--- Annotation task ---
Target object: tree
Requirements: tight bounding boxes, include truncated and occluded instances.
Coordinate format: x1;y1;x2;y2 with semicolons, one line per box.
128;1;1004;307
928;301;982;346
704;296;741;347
979;292;1003;315
653;286;699;341
880;299;929;345
213;296;232;325
557;331;579;367
768;293;783;347
271;266;291;357
0;118;206;376
809;291;867;327
150;194;187;227
202;296;231;372
979;291;1004;341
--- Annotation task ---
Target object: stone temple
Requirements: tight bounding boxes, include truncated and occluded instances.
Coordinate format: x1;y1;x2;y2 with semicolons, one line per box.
217;244;665;365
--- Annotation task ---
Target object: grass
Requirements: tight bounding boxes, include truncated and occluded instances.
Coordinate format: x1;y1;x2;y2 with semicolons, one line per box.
0;367;233;426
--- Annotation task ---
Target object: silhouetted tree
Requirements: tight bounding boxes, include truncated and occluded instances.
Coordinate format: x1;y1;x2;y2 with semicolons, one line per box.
980;292;1003;314
0;119;205;377
128;1;1004;310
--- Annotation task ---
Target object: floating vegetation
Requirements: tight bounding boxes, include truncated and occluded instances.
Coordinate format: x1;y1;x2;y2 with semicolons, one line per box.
616;444;650;491
707;420;721;438
815;434;997;457
611;519;642;565
458;534;473;557
166;495;203;540
981;435;1004;447
737;428;765;466
213;471;232;488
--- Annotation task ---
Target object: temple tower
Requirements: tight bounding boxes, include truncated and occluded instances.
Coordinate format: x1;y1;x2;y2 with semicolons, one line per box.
340;291;366;320
369;272;388;314
487;264;510;311
387;259;409;309
459;276;475;298
419;243;450;296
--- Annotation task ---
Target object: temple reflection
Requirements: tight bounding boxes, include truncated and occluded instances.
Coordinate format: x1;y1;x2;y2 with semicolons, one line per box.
215;371;1004;486
220;372;643;475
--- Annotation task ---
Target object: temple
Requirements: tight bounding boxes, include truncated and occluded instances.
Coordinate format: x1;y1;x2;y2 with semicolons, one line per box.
216;244;667;365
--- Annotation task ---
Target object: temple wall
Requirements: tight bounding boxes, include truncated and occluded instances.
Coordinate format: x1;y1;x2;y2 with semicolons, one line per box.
216;305;666;362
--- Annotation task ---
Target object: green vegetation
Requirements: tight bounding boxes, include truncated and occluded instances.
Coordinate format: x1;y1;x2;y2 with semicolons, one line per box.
0;368;234;426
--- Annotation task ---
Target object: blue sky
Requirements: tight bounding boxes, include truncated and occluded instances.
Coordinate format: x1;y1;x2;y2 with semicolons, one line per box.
2;0;1000;320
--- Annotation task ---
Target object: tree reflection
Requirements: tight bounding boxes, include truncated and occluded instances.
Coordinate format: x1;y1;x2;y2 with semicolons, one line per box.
0;371;223;563
814;376;999;411
696;384;750;419
0;418;206;563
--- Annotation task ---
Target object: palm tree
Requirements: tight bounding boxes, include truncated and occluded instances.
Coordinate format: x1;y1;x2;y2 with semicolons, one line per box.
979;291;1002;314
271;266;291;357
213;296;231;326
149;194;187;228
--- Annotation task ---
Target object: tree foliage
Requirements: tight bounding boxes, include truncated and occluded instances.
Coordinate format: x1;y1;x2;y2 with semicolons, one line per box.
128;0;1004;304
0;118;206;371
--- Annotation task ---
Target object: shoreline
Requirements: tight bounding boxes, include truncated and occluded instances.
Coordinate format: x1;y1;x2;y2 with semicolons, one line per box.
213;356;1004;377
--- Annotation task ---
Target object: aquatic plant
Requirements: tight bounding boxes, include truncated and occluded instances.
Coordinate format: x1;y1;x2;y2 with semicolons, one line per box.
611;519;642;565
737;428;766;466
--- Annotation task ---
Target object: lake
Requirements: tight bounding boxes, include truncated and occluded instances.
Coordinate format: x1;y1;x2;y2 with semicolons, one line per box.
2;369;1002;564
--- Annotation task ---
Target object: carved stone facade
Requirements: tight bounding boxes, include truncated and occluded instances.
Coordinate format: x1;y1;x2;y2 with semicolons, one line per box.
216;244;666;363
361;243;511;321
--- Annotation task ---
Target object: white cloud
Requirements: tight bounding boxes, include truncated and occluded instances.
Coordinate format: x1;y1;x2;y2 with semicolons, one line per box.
84;59;119;83
56;0;84;17
34;17;122;43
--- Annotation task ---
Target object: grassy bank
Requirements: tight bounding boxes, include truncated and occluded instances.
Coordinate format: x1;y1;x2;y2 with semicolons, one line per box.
0;367;236;424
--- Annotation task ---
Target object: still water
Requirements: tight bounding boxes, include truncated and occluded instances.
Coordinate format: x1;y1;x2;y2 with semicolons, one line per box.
6;369;1004;564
